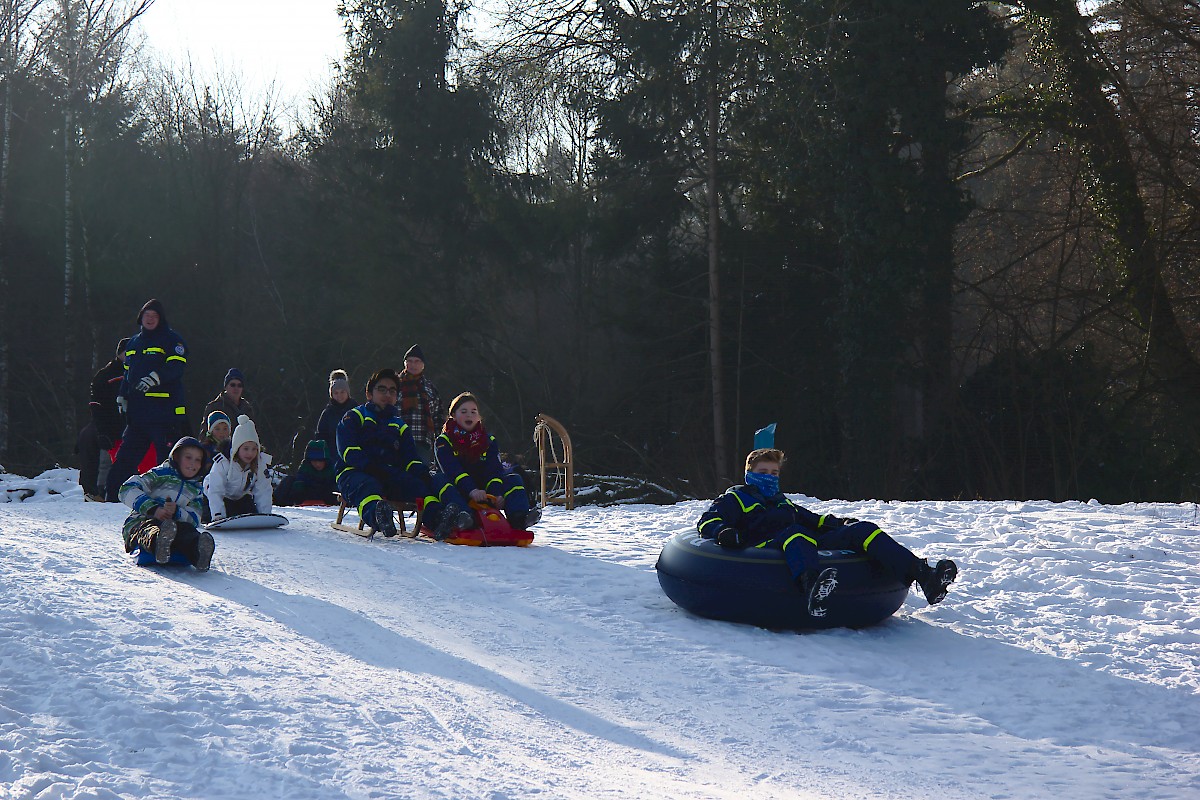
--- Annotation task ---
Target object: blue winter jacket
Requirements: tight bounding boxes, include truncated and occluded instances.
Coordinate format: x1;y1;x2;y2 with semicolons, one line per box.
121;325;188;426
334;402;426;483
696;485;848;543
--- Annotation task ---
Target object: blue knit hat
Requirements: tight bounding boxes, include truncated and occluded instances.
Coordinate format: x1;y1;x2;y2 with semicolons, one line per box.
304;439;330;462
206;410;231;433
224;368;245;387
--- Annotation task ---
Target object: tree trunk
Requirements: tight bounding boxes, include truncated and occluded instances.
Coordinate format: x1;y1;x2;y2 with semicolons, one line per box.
61;0;76;434
0;0;12;459
706;0;728;483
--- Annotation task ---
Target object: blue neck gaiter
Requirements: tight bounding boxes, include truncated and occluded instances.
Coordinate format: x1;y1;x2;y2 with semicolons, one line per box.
744;471;780;497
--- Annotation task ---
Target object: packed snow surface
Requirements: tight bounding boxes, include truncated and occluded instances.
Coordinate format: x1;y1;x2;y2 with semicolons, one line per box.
2;468;1198;799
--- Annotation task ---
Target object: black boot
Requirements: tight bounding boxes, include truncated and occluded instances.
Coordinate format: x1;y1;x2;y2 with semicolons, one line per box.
799;567;838;618
915;559;958;605
431;503;462;541
373;500;398;538
195;531;215;572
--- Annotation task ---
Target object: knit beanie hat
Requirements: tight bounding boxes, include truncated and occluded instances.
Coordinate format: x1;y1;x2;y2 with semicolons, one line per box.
328;369;350;399
403;344;425;362
305;439;330;462
230;414;261;456
224;367;245;387
206;410;231;433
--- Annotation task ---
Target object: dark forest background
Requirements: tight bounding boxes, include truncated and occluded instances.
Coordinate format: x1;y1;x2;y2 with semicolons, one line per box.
3;0;1200;502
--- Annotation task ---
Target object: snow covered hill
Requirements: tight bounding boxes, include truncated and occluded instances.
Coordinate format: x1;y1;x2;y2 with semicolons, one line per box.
2;469;1198;799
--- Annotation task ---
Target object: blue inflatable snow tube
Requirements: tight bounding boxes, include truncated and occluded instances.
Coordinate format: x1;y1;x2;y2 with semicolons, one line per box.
655;532;910;630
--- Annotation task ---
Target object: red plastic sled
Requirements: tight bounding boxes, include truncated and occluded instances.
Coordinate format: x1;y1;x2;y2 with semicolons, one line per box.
420;497;534;547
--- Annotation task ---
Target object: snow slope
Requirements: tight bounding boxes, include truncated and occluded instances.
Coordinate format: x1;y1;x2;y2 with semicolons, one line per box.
1;469;1198;799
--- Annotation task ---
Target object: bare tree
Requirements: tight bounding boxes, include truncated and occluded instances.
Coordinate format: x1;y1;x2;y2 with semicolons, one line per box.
0;0;49;461
48;0;152;433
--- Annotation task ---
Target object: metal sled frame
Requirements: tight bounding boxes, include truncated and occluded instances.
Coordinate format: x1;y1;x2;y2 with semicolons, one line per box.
331;492;423;539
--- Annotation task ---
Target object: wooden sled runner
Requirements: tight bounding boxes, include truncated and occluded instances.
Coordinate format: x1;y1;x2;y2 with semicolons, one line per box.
331;492;422;539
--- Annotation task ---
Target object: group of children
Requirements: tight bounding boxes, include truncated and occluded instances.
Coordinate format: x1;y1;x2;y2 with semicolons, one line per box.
119;364;542;570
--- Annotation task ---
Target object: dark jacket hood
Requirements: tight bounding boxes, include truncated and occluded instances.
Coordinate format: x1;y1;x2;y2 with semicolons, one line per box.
136;298;169;330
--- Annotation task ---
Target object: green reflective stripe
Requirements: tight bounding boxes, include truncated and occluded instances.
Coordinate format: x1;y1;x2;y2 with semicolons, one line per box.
863;528;882;549
358;494;382;516
732;492;762;514
783;531;818;549
145;392;170;398
753;541;770;549
437;483;453;499
166;355;186;363
144;347;165;355
698;517;722;533
818;514;830;527
336;466;355;481
503;485;522;498
424;495;439;506
388;422;400;429
125;350;136;358
486;477;503;487
454;472;469;484
174;407;186;415
406;460;422;471
352;408;366;425
341;445;362;460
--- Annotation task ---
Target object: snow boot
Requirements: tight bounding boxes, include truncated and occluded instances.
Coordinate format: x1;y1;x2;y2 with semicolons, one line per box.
524;507;541;527
194;531;215;572
373;500;398;538
915;559;958;605
801;567;838;618
431;503;464;541
452;506;475;532
154;519;177;564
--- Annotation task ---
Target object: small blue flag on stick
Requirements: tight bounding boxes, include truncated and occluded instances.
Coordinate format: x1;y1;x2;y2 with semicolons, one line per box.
754;423;777;449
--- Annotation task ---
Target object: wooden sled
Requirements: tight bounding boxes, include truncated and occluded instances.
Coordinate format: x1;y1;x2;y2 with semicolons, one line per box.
331;492;422;539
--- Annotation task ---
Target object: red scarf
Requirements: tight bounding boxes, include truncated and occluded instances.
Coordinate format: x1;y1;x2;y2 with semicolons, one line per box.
443;418;488;464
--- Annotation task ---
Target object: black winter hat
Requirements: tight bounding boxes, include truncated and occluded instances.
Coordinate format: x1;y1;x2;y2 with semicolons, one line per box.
403;344;425;362
136;298;168;329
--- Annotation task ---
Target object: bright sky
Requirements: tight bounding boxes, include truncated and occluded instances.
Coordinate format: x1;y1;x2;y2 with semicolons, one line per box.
137;0;347;111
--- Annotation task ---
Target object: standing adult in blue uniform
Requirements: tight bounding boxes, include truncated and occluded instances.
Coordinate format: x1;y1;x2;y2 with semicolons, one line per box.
104;299;189;501
335;368;473;539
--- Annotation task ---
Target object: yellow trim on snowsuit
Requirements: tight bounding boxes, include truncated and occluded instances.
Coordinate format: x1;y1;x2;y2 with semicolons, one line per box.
358;494;382;516
783;530;818;549
863;528;882;549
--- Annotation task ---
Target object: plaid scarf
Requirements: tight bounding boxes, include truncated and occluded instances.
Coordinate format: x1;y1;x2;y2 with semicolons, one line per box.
442;418;489;464
398;371;437;446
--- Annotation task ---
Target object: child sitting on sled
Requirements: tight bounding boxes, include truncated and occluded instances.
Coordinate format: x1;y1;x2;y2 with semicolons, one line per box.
118;437;215;571
436;392;540;531
274;439;337;506
696;448;956;616
204;414;273;521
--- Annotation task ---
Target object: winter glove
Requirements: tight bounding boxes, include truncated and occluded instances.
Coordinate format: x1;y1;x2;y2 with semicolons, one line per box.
716;527;745;548
115;395;128;414
136;371;161;393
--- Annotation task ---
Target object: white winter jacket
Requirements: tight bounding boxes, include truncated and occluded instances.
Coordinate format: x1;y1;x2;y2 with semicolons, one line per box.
204;450;273;518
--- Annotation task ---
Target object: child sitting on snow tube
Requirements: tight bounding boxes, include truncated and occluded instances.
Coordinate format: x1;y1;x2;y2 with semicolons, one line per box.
435;392;540;531
204;414;273;522
697;448;957;617
118;437;214;571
